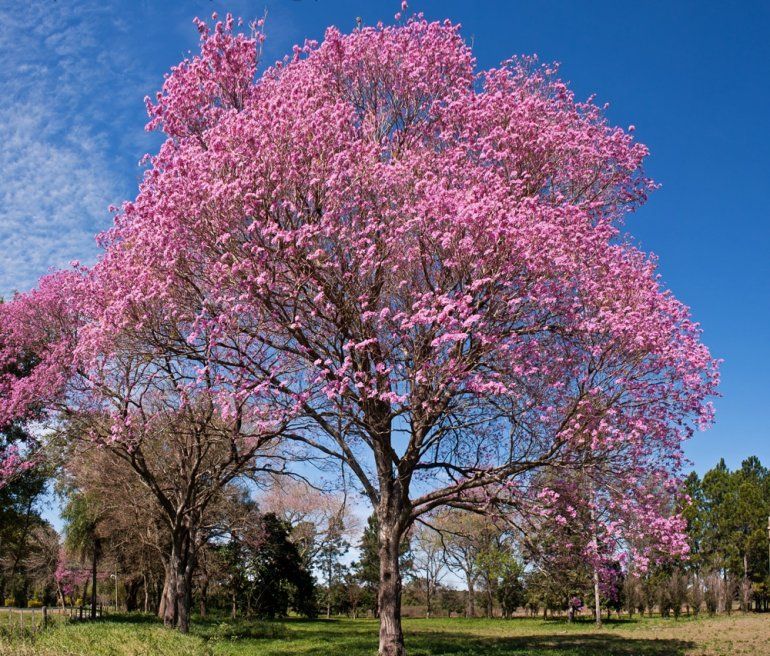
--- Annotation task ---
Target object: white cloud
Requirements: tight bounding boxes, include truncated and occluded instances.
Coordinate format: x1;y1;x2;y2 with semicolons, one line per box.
0;0;302;297
0;103;116;295
0;1;134;297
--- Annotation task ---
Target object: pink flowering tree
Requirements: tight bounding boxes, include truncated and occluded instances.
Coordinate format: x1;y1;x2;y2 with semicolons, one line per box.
0;267;292;631
0;10;717;654
54;549;90;606
519;465;690;625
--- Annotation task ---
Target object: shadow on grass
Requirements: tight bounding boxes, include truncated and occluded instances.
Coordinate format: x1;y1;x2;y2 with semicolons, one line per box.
96;612;161;625
192;615;291;640
221;619;695;656
96;615;696;655
406;632;694;656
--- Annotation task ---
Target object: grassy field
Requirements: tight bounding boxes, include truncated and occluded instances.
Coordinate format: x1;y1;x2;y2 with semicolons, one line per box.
0;613;768;656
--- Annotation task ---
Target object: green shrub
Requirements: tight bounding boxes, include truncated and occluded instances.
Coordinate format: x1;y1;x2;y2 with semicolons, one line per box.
28;599;43;608
3;598;14;607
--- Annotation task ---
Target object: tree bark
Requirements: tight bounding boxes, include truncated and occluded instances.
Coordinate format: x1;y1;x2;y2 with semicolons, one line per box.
158;568;170;622
377;524;405;656
177;560;195;633
593;566;602;627
199;577;208;618
465;574;475;618
158;524;199;632
143;573;149;613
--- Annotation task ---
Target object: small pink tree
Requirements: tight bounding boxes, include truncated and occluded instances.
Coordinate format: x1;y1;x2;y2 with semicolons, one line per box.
54;549;90;606
0;11;717;654
520;467;690;625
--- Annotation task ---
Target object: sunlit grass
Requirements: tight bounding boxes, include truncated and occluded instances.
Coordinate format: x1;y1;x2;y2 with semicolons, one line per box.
0;612;767;655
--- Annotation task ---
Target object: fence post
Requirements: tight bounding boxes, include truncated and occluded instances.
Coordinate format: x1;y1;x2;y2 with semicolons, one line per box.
43;606;48;629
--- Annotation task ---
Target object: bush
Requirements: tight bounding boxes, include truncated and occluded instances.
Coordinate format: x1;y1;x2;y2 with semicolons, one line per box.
28;599;44;608
3;598;14;607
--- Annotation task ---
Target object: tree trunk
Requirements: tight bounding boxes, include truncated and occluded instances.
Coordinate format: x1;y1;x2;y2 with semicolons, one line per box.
158;569;170;622
143;574;149;613
177;561;195;633
159;526;198;632
593;566;602;627
125;578;140;612
378;526;405;656
199;577;208;618
90;540;100;619
465;574;475;618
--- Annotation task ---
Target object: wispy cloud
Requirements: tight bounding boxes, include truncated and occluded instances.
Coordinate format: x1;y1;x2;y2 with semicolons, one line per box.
0;0;303;298
0;1;147;297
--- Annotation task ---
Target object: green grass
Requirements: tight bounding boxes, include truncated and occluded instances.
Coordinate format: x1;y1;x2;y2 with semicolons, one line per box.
0;612;767;656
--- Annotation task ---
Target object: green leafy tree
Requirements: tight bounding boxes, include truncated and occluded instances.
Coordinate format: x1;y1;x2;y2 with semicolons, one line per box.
319;513;350;618
220;512;316;619
61;491;103;619
696;457;770;588
0;348;50;607
496;558;526;618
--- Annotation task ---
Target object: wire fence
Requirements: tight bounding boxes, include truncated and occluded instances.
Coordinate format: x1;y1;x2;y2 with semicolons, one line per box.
0;605;105;638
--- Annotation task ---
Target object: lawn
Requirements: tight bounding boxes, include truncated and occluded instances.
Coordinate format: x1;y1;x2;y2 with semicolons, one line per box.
0;613;767;656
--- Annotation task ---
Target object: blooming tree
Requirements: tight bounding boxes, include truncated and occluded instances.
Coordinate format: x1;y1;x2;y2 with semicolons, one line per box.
0;268;290;630
0;9;717;654
518;466;690;625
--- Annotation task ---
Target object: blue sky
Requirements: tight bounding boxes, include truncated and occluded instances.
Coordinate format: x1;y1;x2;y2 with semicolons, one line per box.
1;0;768;480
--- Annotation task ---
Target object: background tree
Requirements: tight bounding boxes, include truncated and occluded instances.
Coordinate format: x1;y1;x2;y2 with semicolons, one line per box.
410;524;446;618
261;480;359;572
216;511;316;619
319;512;350;618
435;510;506;618
496;558;525;619
0;460;50;606
61;491;104;619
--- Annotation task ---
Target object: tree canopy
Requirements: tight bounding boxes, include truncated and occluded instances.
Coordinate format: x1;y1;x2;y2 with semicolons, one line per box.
0;10;718;655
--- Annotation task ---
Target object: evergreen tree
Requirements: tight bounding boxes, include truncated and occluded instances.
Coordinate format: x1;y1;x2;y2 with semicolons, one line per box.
319;513;350;618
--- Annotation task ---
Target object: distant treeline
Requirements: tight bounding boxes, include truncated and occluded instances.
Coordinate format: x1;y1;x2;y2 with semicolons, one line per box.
1;455;769;617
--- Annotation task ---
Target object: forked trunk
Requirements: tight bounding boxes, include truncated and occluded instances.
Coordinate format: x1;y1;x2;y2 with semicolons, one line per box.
161;529;195;632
